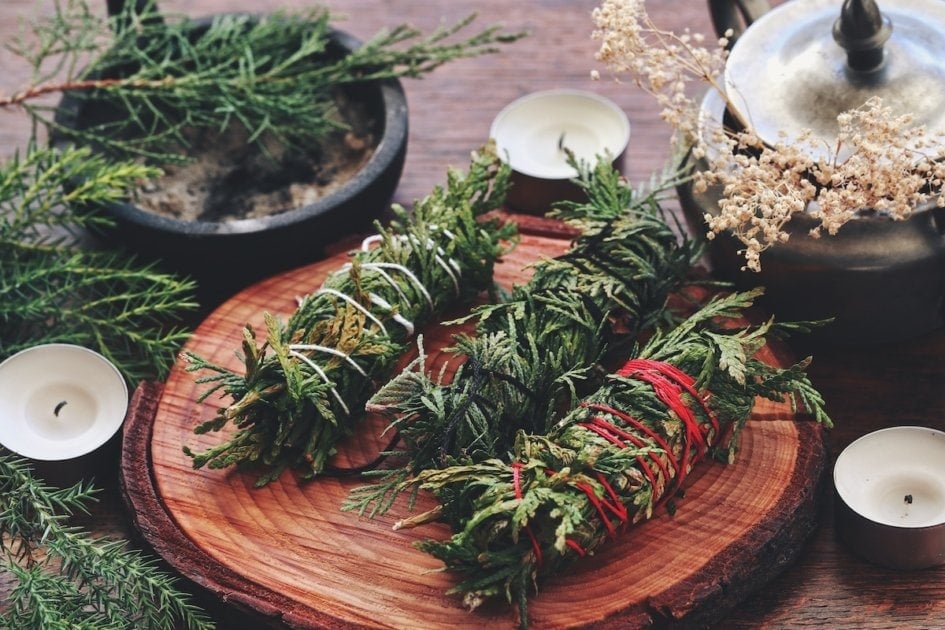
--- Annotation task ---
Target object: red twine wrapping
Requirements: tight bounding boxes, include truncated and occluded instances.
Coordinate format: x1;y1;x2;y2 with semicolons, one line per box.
565;539;586;557
511;359;716;562
582;358;719;511
512;461;543;565
618;358;720;444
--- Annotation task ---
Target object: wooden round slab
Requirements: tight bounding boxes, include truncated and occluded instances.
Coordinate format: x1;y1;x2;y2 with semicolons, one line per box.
120;222;828;629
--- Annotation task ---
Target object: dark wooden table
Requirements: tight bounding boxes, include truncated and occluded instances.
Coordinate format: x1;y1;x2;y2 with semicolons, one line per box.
3;0;945;627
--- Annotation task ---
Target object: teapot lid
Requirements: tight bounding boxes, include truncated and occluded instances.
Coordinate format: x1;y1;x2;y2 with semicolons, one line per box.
725;0;945;160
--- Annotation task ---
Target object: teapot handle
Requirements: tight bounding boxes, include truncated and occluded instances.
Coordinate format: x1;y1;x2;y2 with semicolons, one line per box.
708;0;770;46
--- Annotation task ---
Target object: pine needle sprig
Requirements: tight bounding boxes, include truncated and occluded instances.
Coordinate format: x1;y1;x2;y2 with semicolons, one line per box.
0;145;196;381
347;158;699;516
0;454;212;630
0;143;158;240
403;290;832;625
0;244;197;380
328;14;524;84
183;145;516;485
9;2;524;164
7;0;110;87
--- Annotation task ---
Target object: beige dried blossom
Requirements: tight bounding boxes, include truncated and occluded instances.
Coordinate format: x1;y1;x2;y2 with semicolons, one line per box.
591;0;731;148
592;0;945;271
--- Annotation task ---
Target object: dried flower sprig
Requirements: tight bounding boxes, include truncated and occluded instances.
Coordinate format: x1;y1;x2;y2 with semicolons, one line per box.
183;145;516;486
591;0;945;271
698;97;945;270
344;157;699;517
400;290;831;626
591;0;733;149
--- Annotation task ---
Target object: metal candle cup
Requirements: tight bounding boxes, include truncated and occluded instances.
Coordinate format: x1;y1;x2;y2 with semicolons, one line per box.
834;426;945;570
490;89;630;214
0;344;128;461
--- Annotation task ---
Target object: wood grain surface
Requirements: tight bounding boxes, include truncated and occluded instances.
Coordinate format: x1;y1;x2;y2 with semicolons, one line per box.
121;225;828;629
6;1;945;627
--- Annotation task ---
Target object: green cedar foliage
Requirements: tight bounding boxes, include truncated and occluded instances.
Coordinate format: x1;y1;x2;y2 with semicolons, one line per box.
0;454;211;630
184;146;517;485
408;290;831;626
346;158;700;516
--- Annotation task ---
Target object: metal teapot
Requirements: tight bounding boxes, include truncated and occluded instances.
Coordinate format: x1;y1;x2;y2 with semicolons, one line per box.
678;0;945;343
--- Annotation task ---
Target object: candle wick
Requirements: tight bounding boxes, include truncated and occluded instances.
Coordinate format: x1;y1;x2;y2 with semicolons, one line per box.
557;132;566;151
54;400;68;417
904;494;914;504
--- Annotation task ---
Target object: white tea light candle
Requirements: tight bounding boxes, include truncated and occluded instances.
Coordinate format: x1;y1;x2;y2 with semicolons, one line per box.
489;89;630;213
0;344;128;461
834;426;945;570
490;89;630;180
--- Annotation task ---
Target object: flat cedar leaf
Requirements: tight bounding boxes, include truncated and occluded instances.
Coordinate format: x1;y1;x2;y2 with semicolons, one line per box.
705;330;749;385
416;459;511;490
749;358;833;428
511;487;546;538
460;498;521;538
367;351;429;409
543;488;586;553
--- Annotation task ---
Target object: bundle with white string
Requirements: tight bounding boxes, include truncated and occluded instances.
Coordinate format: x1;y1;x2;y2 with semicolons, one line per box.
183;145;516;485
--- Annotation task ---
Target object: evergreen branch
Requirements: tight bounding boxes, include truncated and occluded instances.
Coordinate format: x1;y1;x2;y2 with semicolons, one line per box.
0;144;158;241
0;76;177;108
9;2;525;164
348;158;699;516
0;454;211;630
0;144;196;382
184;145;517;485
328;15;523;84
2;563;108;630
345;465;416;520
0;241;197;382
405;291;832;625
5;0;109;86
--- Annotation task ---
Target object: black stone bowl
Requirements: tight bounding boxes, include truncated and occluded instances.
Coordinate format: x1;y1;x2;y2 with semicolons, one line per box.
54;22;408;305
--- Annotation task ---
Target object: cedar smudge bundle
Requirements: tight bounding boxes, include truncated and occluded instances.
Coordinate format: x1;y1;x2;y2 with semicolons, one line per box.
401;290;831;626
183;145;516;485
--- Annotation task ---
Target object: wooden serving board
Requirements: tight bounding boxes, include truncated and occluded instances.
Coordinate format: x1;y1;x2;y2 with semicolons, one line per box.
120;218;828;629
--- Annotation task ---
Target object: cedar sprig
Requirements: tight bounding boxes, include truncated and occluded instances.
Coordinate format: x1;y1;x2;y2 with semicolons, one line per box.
347;157;699;516
0;144;197;381
10;1;523;164
0;245;198;380
0;454;212;630
404;290;831;626
0;143;158;238
183;145;517;485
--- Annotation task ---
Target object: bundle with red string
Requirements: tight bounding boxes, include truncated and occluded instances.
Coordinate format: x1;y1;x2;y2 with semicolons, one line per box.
400;290;831;627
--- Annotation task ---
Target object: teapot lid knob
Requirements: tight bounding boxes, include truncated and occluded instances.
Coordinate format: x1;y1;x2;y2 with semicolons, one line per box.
832;0;892;72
